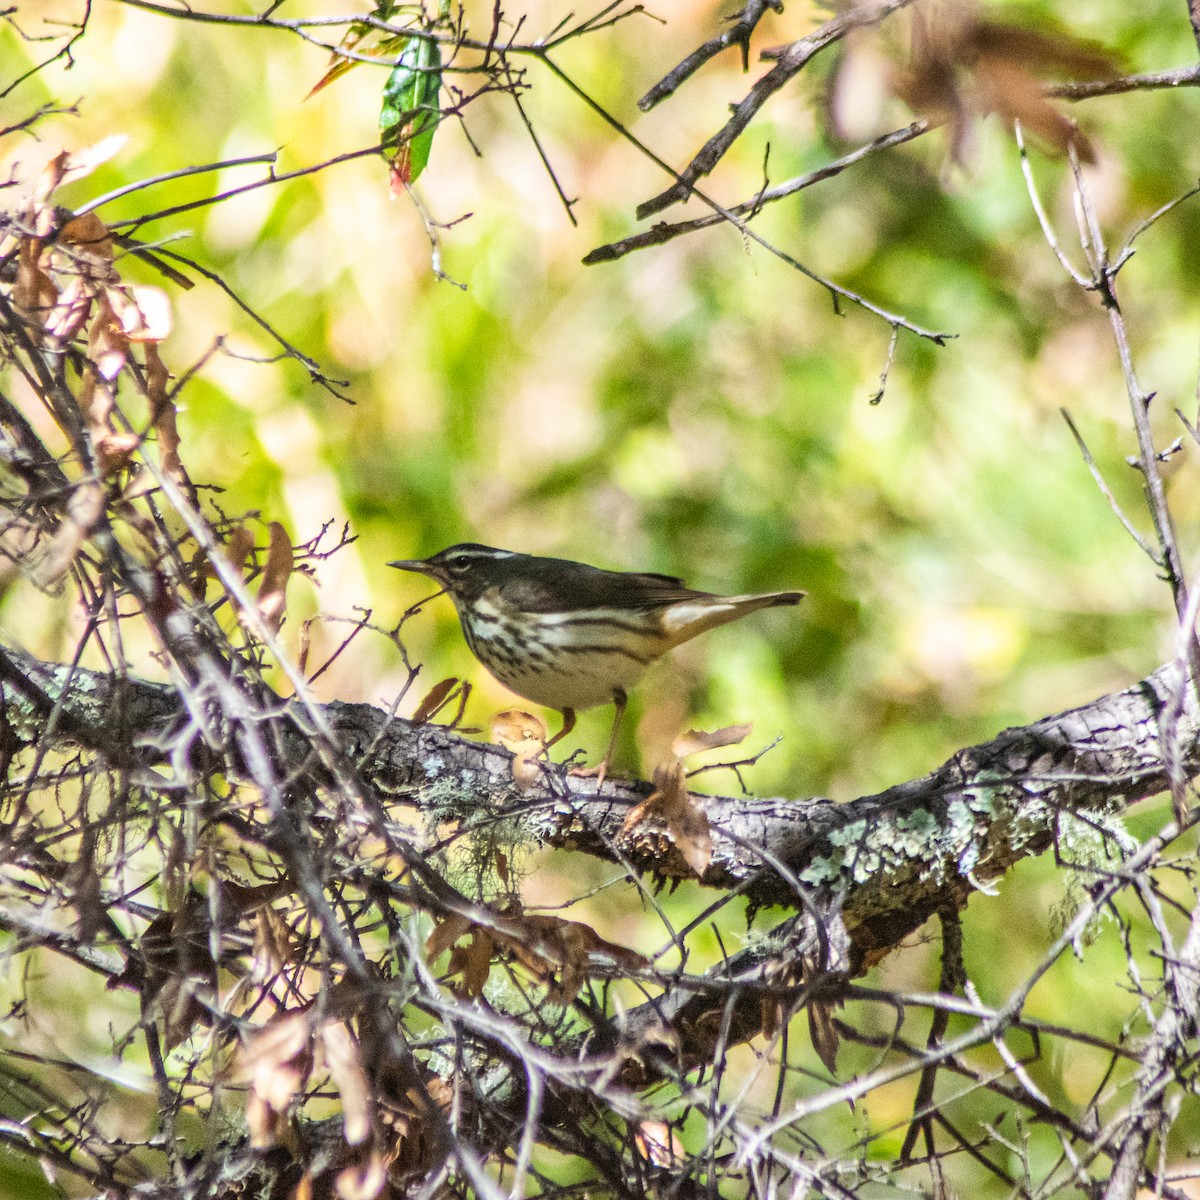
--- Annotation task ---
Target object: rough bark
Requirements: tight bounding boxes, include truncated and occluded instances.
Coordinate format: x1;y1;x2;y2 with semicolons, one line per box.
3;640;1193;967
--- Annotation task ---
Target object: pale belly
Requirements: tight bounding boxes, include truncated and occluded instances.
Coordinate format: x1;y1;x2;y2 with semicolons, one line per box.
457;598;657;711
484;650;649;711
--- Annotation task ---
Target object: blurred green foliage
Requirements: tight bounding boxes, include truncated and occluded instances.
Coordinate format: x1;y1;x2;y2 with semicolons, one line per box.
4;0;1200;1192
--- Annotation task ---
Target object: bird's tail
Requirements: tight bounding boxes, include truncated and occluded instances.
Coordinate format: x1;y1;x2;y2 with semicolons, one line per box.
661;589;805;645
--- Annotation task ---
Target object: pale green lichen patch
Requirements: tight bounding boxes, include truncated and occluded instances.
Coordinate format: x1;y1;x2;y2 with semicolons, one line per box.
798;852;841;886
798;785;1050;894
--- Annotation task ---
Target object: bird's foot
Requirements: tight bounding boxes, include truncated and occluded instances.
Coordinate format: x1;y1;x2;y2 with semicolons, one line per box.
568;759;611;788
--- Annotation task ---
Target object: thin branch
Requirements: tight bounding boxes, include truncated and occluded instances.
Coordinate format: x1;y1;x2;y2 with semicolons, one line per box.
1060;407;1157;563
638;0;782;111
584;120;931;265
635;0;918;219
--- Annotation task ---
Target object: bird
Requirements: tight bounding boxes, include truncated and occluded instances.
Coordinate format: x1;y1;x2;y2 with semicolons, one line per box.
388;543;805;784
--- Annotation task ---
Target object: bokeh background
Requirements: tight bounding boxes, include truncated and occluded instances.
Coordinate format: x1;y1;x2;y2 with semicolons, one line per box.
5;0;1200;1190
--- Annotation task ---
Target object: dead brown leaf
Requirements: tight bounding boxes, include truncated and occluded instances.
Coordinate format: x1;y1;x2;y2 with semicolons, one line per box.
64;831;104;942
891;7;1118;163
492;708;548;790
225;525;255;575
54;135;129;190
239;1010;314;1149
491;709;548;747
28;479;106;588
0;515;42;594
450;928;495;997
634;1120;685;1168
87;292;128;382
336;1153;387;1200
256;521;293;633
145;344;184;482
44;274;96;344
425;912;473;960
13;238;57;326
808;999;840;1075
672;722;752;759
251;906;295;982
94;432;141;477
427;906;647;1005
223;878;296;915
513;913;648;1004
761;995;780;1042
109;284;172;343
320;1020;373;1146
622;761;712;879
60;211;115;263
411;676;460;724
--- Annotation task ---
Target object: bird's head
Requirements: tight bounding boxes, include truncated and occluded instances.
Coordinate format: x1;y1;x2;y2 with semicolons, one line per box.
388;543;520;603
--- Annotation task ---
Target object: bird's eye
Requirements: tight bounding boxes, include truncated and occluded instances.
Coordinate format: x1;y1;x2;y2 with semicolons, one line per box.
445;556;471;575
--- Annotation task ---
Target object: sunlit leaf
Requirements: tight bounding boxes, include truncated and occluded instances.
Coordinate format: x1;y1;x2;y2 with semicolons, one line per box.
380;34;442;186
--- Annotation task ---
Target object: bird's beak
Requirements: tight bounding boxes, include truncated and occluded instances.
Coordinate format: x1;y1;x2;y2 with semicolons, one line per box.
387;559;431;574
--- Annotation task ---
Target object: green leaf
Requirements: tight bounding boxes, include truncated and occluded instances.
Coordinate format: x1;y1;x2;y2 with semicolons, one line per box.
380;34;442;186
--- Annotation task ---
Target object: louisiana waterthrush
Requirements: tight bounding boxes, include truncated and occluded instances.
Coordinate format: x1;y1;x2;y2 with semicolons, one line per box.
389;543;805;783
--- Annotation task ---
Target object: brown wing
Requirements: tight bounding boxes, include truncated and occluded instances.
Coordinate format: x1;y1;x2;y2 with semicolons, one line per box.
497;557;712;613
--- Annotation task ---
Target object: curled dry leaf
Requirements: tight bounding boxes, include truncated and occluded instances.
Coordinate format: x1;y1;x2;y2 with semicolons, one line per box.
411;676;460;724
94;432;141;477
451;929;495;998
60;211;116;264
256;521;294;633
87;292;128;382
45;274;96;344
891;7;1118;164
251;906;295;983
225;525;256;576
13;238;58;326
52;135;129;190
634;1120;685;1169
145;344;184;482
319;1020;372;1146
518;913;649;1004
491;708;547;746
336;1153;388;1200
425;912;473;960
427;914;495;997
64;831;104;942
621;761;713;879
492;708;548;790
239;1010;314;1149
28;479;106;589
808;999;840;1075
223;877;296;916
427;906;648;1004
0;515;42;594
109;285;172;343
672;722;752;759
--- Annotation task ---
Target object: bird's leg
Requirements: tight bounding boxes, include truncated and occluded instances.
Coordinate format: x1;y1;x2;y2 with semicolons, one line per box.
542;707;576;754
569;688;627;787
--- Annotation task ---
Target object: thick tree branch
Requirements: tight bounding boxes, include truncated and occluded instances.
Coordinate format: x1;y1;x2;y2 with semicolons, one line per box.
3;641;1193;968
